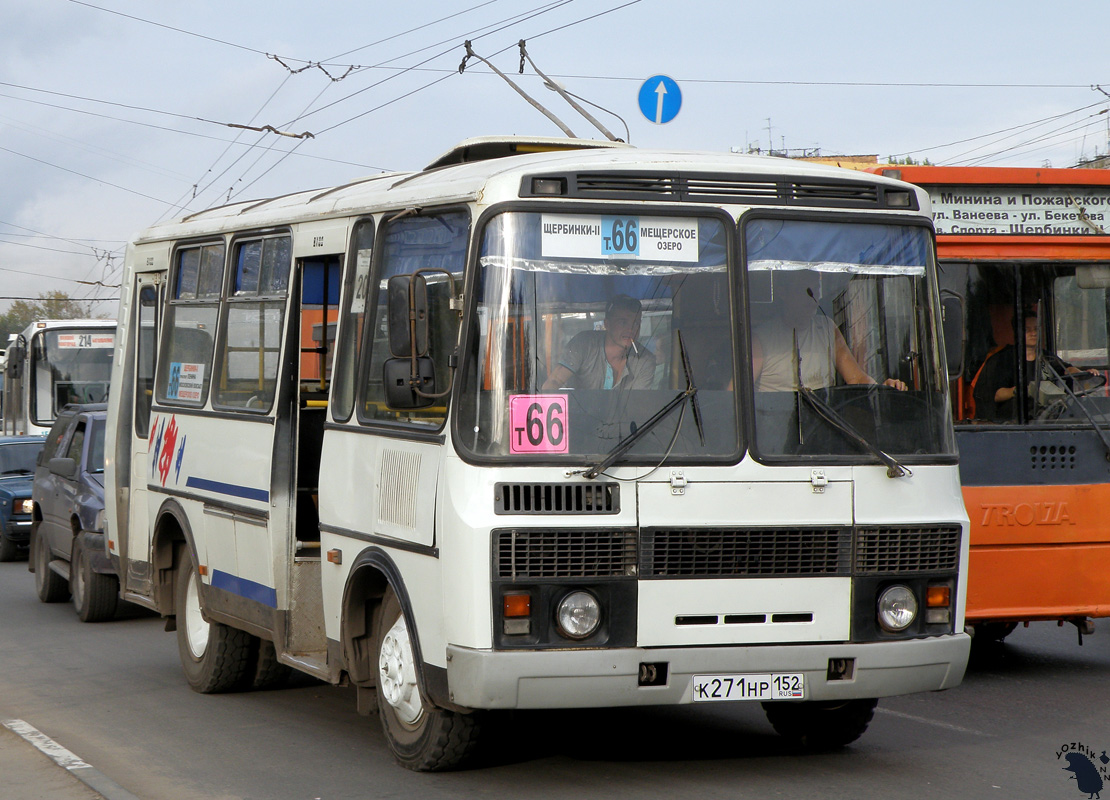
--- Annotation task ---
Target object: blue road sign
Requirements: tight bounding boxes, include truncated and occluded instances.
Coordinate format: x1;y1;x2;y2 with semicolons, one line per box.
638;75;682;125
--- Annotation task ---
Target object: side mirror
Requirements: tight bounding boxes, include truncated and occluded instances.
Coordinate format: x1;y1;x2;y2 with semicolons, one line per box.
48;457;77;480
387;274;428;358
383;358;436;409
939;290;966;380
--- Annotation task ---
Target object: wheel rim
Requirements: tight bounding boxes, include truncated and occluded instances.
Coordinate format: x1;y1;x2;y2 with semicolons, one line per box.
183;570;209;659
378;614;424;727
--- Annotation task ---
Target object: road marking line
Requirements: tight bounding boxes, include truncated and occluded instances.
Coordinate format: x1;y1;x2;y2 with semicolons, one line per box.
875;707;992;736
2;718;91;770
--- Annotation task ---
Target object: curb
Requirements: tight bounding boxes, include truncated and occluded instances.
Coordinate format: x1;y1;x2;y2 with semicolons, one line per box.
2;719;142;800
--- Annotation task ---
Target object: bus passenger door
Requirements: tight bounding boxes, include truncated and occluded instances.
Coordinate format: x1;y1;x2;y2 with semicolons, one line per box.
125;279;161;595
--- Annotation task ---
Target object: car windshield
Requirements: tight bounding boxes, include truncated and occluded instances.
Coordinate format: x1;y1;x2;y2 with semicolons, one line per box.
745;218;955;460
457;211;737;464
0;442;44;475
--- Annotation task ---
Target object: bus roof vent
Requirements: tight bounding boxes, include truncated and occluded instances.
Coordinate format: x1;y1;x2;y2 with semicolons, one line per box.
521;171;901;208
424;136;630;170
494;482;620;515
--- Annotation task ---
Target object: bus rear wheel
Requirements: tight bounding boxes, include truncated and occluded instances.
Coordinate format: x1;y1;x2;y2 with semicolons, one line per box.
762;698;877;750
175;547;253;693
373;588;481;771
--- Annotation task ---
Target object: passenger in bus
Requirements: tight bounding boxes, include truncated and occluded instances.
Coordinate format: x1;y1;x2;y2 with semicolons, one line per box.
751;271;908;392
973;310;1099;422
542;295;656;391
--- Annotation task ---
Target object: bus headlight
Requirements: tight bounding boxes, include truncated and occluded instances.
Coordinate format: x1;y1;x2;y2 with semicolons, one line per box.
555;591;601;640
877;585;918;632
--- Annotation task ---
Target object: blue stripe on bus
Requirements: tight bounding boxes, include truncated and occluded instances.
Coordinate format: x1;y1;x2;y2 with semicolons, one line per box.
211;570;277;608
185;476;269;503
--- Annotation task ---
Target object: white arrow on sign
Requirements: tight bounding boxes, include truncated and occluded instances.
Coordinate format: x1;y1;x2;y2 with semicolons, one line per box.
654;80;667;124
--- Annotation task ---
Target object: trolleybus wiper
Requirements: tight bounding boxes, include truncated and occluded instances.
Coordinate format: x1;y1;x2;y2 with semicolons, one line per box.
579;330;704;480
1042;361;1110;460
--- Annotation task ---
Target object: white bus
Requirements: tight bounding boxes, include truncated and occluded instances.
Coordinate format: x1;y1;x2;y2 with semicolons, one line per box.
105;137;970;770
3;319;116;436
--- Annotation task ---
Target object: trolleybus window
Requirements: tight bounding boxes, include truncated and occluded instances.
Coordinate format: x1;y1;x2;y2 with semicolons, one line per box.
156;242;225;407
357;210;468;429
458;211;736;461
213;234;291;412
945;261;1110;425
745;218;954;460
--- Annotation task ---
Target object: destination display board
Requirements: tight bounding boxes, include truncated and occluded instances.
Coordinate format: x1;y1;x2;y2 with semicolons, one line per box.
928;185;1110;236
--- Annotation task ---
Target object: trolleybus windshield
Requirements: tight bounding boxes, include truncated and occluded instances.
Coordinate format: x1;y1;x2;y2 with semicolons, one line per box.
30;328;114;426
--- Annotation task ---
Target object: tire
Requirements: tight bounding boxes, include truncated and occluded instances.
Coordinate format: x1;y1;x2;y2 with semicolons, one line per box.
33;528;70;603
175;547;253;693
249;637;292;690
72;536;119;623
0;530;21;562
763;698;878;751
374;588;481;771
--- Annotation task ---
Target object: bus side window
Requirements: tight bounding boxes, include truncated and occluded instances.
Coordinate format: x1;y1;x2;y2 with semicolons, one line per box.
156;242;225;407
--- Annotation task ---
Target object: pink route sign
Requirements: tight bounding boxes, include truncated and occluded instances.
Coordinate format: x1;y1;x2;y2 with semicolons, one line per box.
508;394;569;454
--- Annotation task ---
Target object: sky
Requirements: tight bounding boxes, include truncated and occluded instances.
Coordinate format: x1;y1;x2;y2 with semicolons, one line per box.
2;0;1108;317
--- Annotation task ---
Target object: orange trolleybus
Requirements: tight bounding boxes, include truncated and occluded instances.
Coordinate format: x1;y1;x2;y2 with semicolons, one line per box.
871;165;1110;642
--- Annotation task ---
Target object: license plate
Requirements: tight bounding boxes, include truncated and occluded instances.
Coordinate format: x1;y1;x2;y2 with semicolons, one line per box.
691;673;805;702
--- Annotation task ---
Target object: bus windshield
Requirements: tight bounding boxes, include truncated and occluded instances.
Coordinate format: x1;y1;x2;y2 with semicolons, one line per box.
457;211;738;463
31;329;114;425
745;219;955;460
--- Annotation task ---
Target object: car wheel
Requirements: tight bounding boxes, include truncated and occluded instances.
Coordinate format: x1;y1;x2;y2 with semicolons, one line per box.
33;528;69;603
374;588;481;771
72;536;119;623
175;546;253;693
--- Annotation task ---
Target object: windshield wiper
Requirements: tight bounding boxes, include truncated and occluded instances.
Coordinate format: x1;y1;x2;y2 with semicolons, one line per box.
792;332;910;478
580;330;704;480
1041;361;1110;460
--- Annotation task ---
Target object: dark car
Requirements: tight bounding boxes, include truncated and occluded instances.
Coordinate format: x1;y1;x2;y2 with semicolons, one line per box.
0;436;47;560
29;404;118;621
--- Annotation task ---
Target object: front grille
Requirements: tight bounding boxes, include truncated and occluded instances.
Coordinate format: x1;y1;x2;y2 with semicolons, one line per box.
855;526;962;574
521;171;898;209
495;482;619;515
495;528;637;579
641;527;852;578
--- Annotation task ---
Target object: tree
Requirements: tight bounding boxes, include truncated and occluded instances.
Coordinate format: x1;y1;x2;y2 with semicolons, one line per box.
0;292;100;343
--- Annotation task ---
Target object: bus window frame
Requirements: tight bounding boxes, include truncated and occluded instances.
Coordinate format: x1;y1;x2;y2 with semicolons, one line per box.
738;208;954;468
452;200;742;468
210;229;293;416
352;205;471;435
331;215;376;424
155;238;228;410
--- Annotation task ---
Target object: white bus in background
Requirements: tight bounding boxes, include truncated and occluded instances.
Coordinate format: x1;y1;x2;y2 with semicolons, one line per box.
2;319;116;436
105;136;970;771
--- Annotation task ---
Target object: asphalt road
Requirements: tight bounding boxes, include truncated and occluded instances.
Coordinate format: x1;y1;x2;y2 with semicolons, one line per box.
1;559;1107;799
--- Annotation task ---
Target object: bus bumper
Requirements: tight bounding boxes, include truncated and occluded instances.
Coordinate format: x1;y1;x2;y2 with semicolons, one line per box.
445;633;970;710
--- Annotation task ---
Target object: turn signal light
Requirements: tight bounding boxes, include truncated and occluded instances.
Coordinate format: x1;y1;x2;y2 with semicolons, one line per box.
503;592;531;618
926;586;951;608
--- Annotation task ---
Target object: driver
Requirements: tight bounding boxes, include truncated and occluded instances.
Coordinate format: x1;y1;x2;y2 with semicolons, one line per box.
543;295;656;391
752;270;908;392
973;309;1100;422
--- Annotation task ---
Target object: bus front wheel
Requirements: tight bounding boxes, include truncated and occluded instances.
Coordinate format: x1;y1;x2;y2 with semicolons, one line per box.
373;588;481;771
762;698;877;750
175;547;253;693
